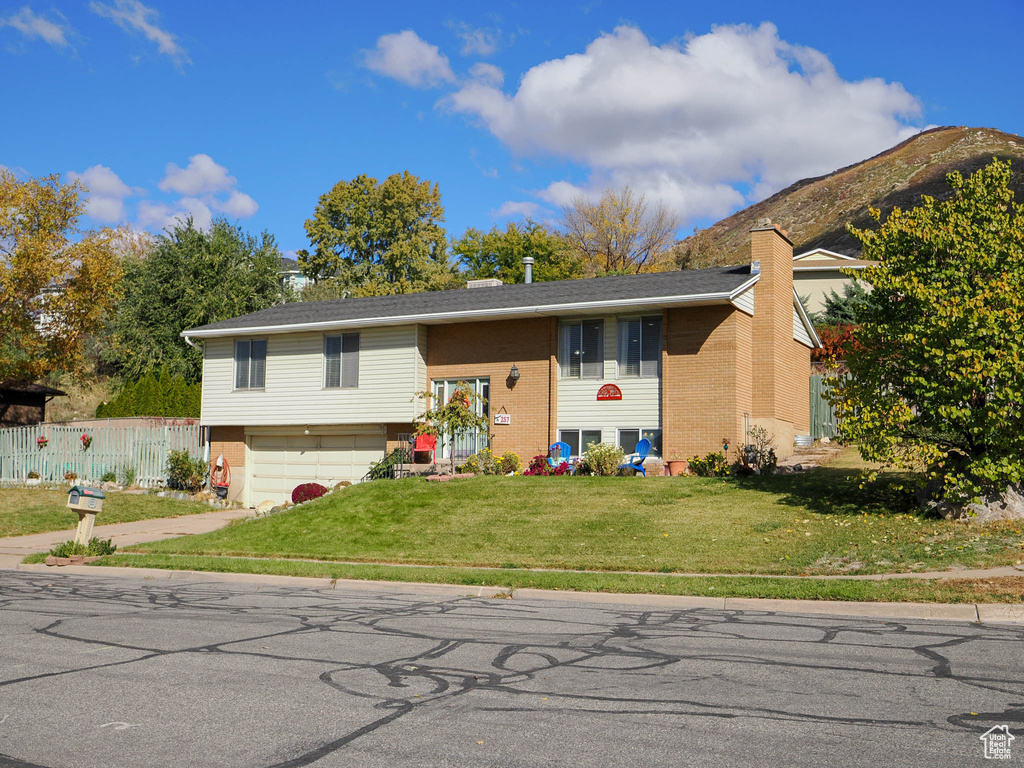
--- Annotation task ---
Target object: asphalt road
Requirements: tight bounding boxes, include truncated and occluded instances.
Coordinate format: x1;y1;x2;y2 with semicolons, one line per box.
0;572;1021;767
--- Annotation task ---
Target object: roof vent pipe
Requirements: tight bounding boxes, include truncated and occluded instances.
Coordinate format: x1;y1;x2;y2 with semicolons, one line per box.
522;257;534;284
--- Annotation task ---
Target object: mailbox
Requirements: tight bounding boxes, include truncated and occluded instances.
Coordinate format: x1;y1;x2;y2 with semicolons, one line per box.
67;485;105;513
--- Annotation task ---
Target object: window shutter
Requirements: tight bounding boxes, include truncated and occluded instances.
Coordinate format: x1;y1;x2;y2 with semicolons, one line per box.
234;340;250;389
249;339;267;388
341;333;359;388
618;319;641;377
640;316;661;377
324;336;342;388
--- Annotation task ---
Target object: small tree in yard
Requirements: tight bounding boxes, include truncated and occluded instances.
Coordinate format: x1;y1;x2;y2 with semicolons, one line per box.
414;384;490;477
832;159;1024;506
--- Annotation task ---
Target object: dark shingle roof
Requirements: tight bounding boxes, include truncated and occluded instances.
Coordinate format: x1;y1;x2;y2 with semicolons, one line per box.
186;265;754;336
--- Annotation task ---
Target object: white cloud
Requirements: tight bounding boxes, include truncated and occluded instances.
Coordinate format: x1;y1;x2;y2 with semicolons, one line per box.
363;30;455;88
213;189;258;218
469;61;503;87
492;200;542;220
1;7;70;47
159;154;235;196
136;197;211;232
450;21;500;56
67;165;134;223
90;0;188;64
444;23;922;225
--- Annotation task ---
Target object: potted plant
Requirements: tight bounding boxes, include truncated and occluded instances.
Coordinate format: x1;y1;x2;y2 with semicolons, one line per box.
36;435;48;449
80;433;92;451
666;457;688;476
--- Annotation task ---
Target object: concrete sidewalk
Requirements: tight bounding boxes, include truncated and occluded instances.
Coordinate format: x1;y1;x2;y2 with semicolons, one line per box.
0;507;253;567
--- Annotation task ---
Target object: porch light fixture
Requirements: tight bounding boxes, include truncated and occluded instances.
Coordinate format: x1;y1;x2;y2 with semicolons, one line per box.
509;364;520;383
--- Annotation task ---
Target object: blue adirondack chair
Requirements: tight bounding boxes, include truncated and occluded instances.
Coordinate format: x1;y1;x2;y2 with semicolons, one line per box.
619;438;652;476
547;441;573;471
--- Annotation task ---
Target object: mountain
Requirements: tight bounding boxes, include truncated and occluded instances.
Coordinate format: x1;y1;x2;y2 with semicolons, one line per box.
673;126;1024;266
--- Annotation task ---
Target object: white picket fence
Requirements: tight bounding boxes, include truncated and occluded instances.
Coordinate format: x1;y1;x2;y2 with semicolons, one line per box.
0;424;202;487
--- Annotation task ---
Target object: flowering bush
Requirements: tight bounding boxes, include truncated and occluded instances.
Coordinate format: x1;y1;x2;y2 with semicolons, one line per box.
497;451;522;475
36;435;48;449
688;451;730;477
580;443;624;476
291;482;329;503
458;447;498;475
523;454;571;476
80;433;92;450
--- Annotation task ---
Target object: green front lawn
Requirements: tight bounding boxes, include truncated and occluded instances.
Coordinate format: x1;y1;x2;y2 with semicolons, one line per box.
130;450;1024;576
0;488;213;538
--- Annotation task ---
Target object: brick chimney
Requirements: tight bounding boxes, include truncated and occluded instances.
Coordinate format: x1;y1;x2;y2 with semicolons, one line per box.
749;218;798;452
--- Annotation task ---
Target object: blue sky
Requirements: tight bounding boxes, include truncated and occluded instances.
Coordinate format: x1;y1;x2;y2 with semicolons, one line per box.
2;0;1022;257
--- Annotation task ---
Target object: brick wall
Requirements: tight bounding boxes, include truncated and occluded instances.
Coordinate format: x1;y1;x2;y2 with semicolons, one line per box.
749;223;812;457
209;425;245;502
426;317;556;462
661;306;751;461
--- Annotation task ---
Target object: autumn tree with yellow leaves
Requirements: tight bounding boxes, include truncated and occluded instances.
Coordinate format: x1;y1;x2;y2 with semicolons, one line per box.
0;170;122;383
561;186;680;274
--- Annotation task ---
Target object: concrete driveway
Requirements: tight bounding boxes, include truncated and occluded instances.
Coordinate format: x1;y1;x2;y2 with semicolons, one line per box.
1;571;1021;767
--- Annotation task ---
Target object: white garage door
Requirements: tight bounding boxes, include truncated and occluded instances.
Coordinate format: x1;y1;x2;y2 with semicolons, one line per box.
248;433;386;505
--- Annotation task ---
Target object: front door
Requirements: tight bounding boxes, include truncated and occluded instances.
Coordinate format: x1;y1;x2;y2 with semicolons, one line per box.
431;378;490;460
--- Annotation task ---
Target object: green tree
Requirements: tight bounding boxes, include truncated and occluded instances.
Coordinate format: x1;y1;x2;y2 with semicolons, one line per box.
104;217;282;382
832;159;1024;504
817;280;871;326
0;170;122;383
300;171;454;296
561;186;680;274
452;220;585;283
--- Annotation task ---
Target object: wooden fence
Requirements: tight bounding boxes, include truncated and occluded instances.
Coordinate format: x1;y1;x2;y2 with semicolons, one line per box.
0;424;202;487
810;374;842;440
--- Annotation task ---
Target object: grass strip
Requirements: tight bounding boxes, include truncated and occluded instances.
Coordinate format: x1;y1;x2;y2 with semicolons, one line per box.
82;553;1024;604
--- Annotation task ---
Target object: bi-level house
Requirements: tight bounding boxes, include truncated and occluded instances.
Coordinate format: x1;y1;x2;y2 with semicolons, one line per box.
183;221;819;506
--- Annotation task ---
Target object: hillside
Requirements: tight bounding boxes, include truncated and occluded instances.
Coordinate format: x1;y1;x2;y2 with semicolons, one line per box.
673;126;1024;266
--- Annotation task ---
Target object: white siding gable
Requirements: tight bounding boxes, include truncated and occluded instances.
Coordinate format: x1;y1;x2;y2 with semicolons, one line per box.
201;325;421;426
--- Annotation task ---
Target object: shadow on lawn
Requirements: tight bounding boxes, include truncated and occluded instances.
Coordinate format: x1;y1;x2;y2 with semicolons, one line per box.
724;466;918;518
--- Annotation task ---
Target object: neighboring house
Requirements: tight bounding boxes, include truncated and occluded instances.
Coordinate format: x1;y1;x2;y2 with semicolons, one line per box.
793;248;876;315
183;222;819;506
279;258;311;293
0;382;67;427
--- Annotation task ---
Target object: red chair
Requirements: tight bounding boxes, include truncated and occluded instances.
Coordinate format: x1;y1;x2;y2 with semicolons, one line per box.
412;434;437;464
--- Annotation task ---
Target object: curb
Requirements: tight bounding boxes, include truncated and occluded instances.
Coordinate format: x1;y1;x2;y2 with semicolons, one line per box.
10;562;1023;622
12;563;512;599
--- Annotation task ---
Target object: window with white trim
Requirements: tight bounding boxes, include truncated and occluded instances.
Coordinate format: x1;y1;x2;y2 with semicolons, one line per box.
558;319;604;379
558;429;603;458
617;315;662;378
324;333;359;388
617;428;663;457
234;339;267;390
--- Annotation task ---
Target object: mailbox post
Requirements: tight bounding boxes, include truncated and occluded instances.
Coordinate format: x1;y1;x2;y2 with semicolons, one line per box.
66;486;105;545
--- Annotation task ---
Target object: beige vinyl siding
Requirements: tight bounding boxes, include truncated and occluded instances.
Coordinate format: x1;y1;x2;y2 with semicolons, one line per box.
793;305;814;348
558;315;660;440
731;284;755;315
201;325;420;426
794;271;856;314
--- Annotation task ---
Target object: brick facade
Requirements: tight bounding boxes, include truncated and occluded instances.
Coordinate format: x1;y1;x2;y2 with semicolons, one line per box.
426;317;556;462
209;425;245;501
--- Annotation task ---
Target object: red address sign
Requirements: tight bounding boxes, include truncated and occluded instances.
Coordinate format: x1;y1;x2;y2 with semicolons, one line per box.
597;384;622;401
